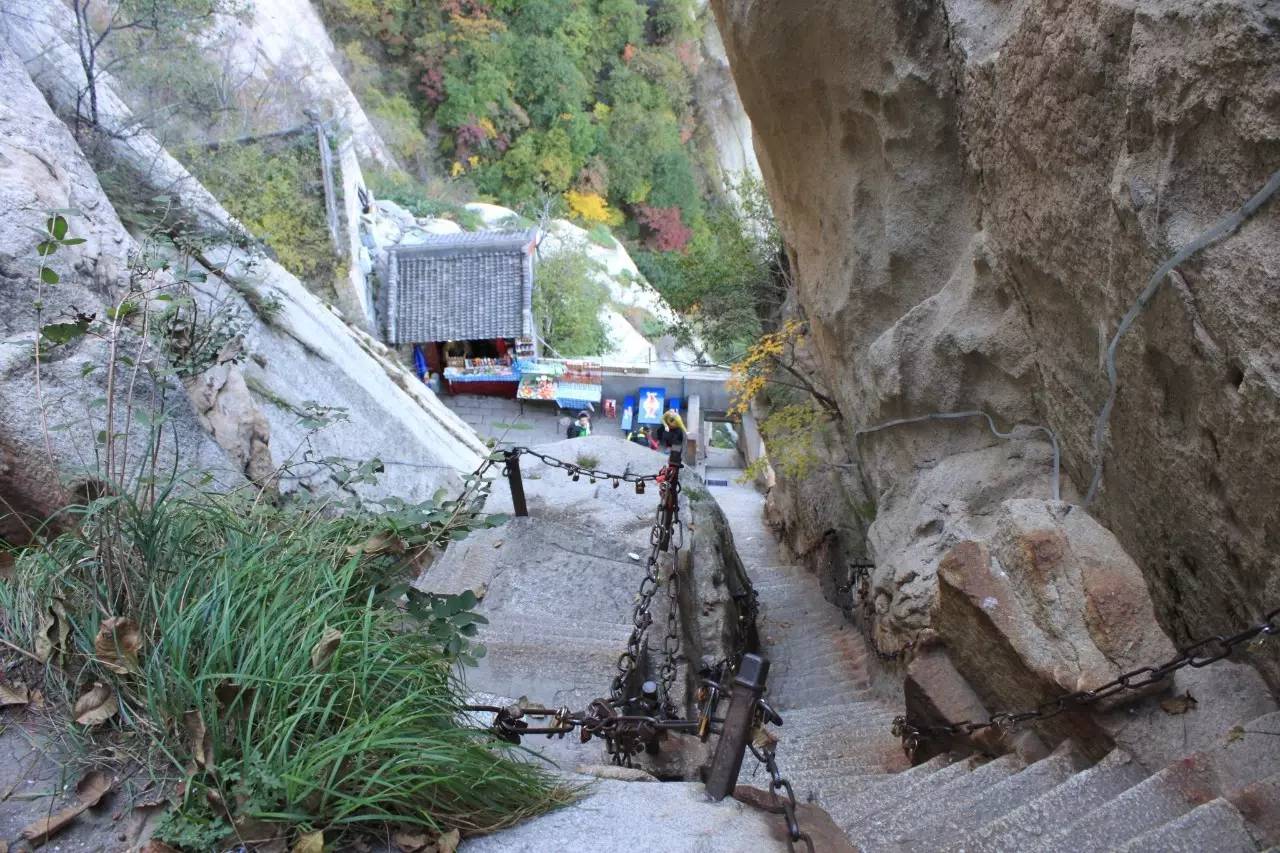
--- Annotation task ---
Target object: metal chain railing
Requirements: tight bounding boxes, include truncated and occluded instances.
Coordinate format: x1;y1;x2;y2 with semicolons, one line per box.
458;446;812;844
893;605;1280;754
610;454;684;719
749;734;815;853
506;446;663;485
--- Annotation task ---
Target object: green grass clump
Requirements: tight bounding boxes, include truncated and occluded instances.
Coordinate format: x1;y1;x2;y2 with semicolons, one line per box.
586;224;617;250
3;490;574;848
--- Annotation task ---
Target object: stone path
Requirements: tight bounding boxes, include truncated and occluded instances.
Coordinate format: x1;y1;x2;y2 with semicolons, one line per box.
709;469;1280;852
421;438;1278;850
441;394;565;446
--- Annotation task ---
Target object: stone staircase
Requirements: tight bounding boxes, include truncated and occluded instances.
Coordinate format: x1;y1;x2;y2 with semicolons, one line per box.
708;472;1280;852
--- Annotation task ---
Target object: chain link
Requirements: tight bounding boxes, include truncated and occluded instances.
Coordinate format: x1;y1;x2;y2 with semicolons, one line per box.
502;446;662;485
748;735;815;853
893;606;1280;753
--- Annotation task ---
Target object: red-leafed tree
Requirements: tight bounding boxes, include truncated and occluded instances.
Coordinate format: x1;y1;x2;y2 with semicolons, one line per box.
636;204;692;252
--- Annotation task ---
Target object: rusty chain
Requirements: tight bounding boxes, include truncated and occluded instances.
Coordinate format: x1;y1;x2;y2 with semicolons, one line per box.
611;457;683;717
503;446;662;486
463;447;811;847
893;605;1280;753
748;735;815;853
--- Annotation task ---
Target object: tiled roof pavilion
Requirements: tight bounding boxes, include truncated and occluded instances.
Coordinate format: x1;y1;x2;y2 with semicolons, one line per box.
382;229;538;344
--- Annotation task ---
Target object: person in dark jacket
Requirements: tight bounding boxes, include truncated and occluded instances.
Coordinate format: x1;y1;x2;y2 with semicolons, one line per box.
657;410;686;452
628;426;651;447
567;411;592;439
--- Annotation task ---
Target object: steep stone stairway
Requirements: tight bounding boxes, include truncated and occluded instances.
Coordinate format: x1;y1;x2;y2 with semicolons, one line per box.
708;470;1280;852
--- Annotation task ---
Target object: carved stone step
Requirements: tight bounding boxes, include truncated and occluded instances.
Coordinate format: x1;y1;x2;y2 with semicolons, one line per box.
1114;798;1257;853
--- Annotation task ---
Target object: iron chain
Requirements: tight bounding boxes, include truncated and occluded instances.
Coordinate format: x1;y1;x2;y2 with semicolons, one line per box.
501;446;661;485
893;606;1280;752
748;737;815;853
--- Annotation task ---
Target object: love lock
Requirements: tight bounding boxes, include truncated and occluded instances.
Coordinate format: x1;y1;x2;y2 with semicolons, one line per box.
494;704;528;745
580;698;615;744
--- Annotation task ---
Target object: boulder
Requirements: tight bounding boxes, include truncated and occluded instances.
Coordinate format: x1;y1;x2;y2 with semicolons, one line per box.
933;500;1176;733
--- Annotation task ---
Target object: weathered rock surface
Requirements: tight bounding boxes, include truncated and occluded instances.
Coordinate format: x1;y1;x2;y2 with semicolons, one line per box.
0;39;240;531
213;0;396;168
693;1;763;205
711;0;1280;687
460;779;788;852
1;0;487;505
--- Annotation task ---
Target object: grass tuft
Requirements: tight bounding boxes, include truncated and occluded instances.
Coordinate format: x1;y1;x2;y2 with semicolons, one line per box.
3;490;576;848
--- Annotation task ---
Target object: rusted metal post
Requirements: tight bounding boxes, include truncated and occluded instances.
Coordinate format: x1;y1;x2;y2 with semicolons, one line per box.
505;450;528;517
658;449;681;551
704;653;769;801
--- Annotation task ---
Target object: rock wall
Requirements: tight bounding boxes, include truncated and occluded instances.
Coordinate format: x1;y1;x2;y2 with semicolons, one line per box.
1;1;486;511
0;43;240;535
693;1;763;205
711;0;1280;687
213;0;396;168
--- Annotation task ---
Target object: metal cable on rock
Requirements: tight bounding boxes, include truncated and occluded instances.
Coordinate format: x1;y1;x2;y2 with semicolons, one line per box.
852;409;1062;501
1085;168;1280;506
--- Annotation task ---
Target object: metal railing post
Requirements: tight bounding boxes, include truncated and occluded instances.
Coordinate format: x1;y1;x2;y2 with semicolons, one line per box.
505;450;528;517
704;653;769;801
658;449;681;551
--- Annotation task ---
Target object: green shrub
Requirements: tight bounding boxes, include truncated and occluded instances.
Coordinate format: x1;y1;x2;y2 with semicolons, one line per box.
586;223;617;249
634;184;783;360
314;0;706;233
3;487;573;848
368;170;482;230
533;250;610;357
178;139;340;302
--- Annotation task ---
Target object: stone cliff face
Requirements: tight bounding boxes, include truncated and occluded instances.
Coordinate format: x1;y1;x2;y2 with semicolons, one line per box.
0;1;486;522
710;0;1280;687
694;1;763;202
214;0;396;168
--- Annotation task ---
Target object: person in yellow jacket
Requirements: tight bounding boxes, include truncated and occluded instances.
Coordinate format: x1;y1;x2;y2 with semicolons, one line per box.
654;410;686;452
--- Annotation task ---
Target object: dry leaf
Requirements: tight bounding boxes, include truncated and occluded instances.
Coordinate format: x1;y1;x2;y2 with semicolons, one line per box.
75;770;113;807
0;680;29;707
18;771;111;845
391;829;430;852
436;828;460;853
34;606;57;663
1160;691;1198;716
310;627;342;671
20;804;86;845
139;842;180;853
183;710;214;770
292;830;324;853
94;617;142;673
74;682;119;726
214;681;256;717
345;531;406;557
232;814;284;845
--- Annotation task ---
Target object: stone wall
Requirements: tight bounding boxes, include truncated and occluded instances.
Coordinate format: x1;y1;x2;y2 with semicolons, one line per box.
710;0;1280;687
